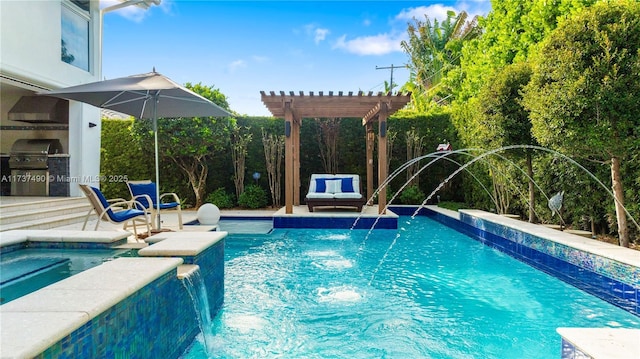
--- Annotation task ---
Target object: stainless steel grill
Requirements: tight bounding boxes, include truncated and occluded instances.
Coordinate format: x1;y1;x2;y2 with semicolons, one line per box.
9;139;63;196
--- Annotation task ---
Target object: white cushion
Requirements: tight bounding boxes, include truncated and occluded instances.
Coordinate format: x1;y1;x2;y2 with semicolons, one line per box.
306;192;334;199
334;192;363;199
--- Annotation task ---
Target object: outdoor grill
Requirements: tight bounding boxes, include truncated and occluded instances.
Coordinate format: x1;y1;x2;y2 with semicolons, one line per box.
9;139;63;196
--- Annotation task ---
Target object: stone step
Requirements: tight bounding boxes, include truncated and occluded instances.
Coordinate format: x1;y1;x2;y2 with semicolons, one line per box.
0;202;91;226
0;197;92;231
0;197;87;212
0;211;95;232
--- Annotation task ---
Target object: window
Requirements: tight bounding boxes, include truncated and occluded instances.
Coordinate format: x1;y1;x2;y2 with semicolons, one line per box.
61;1;90;71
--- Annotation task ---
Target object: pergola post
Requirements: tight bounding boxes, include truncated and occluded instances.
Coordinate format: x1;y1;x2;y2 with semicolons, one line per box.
377;103;388;214
293;115;301;206
284;101;294;214
366;122;375;203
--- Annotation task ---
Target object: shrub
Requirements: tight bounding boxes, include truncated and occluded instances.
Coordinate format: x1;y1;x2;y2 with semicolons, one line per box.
399;185;426;205
438;201;468;211
238;184;268;209
205;188;235;209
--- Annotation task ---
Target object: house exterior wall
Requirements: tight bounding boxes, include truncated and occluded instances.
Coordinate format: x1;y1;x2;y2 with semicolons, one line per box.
0;0;102;196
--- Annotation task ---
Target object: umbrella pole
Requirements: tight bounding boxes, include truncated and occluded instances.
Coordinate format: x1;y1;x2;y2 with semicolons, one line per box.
153;96;161;230
154;128;161;230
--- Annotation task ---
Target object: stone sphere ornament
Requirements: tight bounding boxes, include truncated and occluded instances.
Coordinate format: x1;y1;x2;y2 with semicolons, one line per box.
197;203;221;225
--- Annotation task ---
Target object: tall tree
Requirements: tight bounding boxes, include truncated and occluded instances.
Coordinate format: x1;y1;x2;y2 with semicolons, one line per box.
131;83;233;208
315;118;340;174
231;124;252;202
476;62;537;221
405;129;425;187
262;129;285;208
523;0;640;246
454;0;595;104
401;10;481;112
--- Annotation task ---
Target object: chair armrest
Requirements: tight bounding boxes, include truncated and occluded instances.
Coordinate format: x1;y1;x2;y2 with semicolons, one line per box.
131;194;154;209
159;192;181;204
106;197;127;203
104;199;145;213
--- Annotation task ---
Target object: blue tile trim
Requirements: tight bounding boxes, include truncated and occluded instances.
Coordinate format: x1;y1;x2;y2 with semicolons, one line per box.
185;216;273;226
26;241;127;250
1;240;126;254
273;215;397;229
408;206;639;317
35;270;198;358
220;216;273;220
386;206;431;217
0;242;27;254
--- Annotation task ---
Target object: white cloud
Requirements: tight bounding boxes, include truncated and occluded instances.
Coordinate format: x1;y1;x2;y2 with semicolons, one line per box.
333;33;405;56
314;28;330;44
228;59;247;73
303;24;330;44
396;5;457;23
454;0;492;20
395;1;491;24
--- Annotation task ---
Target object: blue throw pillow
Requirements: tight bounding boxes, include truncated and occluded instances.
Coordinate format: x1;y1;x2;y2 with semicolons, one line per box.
315;178;327;193
340;177;354;193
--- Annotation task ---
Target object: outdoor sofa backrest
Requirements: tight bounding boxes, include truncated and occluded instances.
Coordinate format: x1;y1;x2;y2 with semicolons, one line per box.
307;174;361;196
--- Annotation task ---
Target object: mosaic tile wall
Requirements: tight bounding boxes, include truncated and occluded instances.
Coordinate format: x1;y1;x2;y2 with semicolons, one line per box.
180;238;225;315
19;238;225;358
35;271;199;358
415;207;639;316
0;239;128;254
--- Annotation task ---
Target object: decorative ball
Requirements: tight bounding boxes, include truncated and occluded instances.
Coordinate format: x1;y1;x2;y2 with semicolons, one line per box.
197;203;220;225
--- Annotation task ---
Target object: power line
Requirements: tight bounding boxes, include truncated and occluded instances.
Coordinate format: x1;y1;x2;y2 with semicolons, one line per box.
375;64;408;92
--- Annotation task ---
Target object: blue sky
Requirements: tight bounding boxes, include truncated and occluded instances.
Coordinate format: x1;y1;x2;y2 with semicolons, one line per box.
102;0;491;116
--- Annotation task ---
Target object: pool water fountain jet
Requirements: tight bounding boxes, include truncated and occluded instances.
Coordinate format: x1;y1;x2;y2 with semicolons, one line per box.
361;145;639;284
407;145;639;231
368;232;401;285
355;148;548;252
181;268;216;356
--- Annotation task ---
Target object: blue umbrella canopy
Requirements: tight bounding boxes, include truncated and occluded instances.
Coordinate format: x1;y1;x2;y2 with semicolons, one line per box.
39;70;232;229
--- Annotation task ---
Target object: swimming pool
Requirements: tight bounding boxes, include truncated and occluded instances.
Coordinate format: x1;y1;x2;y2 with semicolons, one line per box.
0;247;132;304
181;216;639;358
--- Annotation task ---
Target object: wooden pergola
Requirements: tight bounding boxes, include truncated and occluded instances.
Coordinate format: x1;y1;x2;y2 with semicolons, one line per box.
261;90;411;214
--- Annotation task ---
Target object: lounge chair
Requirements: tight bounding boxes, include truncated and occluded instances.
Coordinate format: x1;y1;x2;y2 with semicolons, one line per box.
79;184;151;241
305;174;366;212
126;180;183;229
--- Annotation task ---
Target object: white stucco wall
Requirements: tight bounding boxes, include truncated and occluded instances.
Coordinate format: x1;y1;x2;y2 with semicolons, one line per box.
0;0;102;196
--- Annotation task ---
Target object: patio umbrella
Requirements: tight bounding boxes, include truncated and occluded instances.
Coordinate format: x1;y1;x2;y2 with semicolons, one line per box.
38;70;232;229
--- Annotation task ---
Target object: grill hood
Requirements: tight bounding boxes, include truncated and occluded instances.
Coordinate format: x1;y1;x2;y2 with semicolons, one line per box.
8;96;69;124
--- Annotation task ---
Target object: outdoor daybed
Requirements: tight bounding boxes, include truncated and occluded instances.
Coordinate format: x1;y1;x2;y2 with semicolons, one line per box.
305;174;366;212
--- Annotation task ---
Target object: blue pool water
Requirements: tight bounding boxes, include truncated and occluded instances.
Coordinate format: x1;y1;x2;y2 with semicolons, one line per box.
0;248;131;304
181;216;639;358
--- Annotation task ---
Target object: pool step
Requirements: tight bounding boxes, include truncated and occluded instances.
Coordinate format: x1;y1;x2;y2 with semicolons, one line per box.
0;197;93;231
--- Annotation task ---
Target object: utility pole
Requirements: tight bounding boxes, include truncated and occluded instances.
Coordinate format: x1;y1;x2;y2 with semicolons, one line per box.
376;64;407;93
